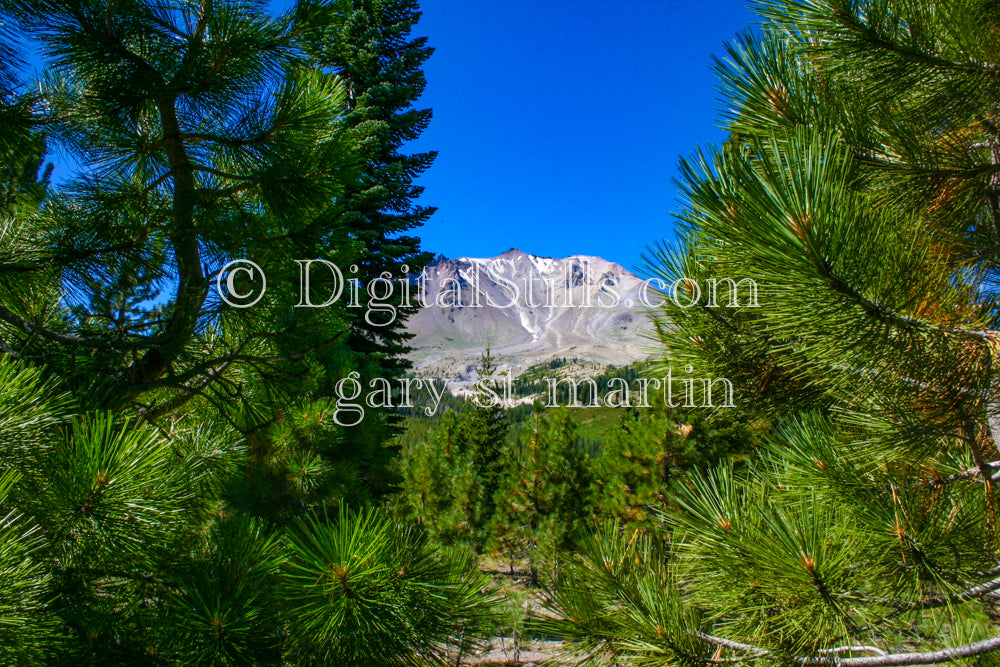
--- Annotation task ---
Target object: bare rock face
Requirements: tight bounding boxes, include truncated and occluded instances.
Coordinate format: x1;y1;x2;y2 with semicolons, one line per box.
405;249;654;380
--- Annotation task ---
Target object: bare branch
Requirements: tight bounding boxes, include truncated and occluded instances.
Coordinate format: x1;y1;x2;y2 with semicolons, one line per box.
695;631;1000;665
844;573;1000;611
818;646;888;657
917;460;1000;487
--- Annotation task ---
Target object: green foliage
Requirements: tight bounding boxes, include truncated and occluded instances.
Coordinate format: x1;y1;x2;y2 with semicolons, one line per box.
296;0;436;375
282;506;495;666
489;409;592;581
397;349;512;552
534;522;701;667
36;414;198;569
0;469;60;665
585;392;764;531
0;1;501;663
546;0;1000;663
399;410;486;550
396;358;762;576
161;516;285;666
0;353;497;664
0;0;439;509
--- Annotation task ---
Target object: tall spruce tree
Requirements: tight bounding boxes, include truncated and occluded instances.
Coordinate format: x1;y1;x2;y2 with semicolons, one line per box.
542;0;1000;664
290;0;437;491
297;0;435;377
488;409;590;583
397;348;512;553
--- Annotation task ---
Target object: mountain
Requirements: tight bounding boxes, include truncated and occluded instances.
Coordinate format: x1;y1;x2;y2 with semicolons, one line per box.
405;249;654;380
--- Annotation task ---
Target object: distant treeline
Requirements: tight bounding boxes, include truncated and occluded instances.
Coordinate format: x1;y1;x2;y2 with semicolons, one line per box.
395;359;655;419
390;356;766;581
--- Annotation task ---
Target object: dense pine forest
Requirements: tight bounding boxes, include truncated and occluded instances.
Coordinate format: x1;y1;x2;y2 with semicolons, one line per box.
3;0;1000;665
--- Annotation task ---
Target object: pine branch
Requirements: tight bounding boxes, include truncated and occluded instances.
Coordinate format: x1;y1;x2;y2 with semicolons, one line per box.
917;460;1000;488
134;330;347;394
817;646;887;657
125;93;206;390
842;573;1000;611
806;636;1000;666
0;303;163;351
695;630;1000;666
819;263;997;343
818;4;1000;78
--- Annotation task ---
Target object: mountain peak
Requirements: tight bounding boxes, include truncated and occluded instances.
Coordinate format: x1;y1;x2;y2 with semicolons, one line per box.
498;247;528;258
406;250;652;379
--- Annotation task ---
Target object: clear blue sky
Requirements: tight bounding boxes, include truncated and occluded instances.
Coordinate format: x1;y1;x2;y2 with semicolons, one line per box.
405;0;759;271
27;0;760;274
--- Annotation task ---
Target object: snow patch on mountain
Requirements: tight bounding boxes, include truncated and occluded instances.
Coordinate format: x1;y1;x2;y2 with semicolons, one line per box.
405;249;655;379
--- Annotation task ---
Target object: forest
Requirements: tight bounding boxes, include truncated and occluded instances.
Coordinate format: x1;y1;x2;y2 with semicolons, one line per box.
2;0;1000;665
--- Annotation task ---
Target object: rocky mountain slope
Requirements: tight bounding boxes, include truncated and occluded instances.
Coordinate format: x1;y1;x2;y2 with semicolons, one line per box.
405;249;654;380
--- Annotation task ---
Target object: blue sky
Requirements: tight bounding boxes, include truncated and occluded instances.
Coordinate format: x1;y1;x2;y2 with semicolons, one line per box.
405;0;759;272
24;0;760;274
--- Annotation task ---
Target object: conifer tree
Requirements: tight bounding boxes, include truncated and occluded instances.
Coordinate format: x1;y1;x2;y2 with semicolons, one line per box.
288;0;439;491
0;1;496;663
544;0;1000;663
0;0;367;424
0;0;439;506
489;409;590;582
461;346;511;524
587;394;763;530
296;0;436;376
397;349;511;552
399;411;485;550
587;405;674;530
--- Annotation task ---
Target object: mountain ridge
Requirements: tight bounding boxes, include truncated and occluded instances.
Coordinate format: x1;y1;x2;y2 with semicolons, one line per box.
405;249;654;381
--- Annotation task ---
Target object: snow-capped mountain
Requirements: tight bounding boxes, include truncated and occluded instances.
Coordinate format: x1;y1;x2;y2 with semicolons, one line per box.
405;249;654;379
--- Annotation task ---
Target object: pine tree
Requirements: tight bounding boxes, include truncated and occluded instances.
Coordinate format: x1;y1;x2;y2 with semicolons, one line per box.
587;393;765;531
489;409;590;583
397;349;512;552
287;0;439;496
588;404;674;530
0;1;497;663
0;0;439;507
0;0;367;423
461;346;511;524
399;411;485;550
0;354;495;664
296;0;436;376
543;0;1000;663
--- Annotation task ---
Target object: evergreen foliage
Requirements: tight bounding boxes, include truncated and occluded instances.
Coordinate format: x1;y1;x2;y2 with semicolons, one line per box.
396;357;762;574
295;0;436;376
0;354;495;664
544;0;1000;664
0;0;438;505
397;349;511;552
488;408;591;582
588;397;765;531
281;507;494;666
0;1;496;664
399;410;486;550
